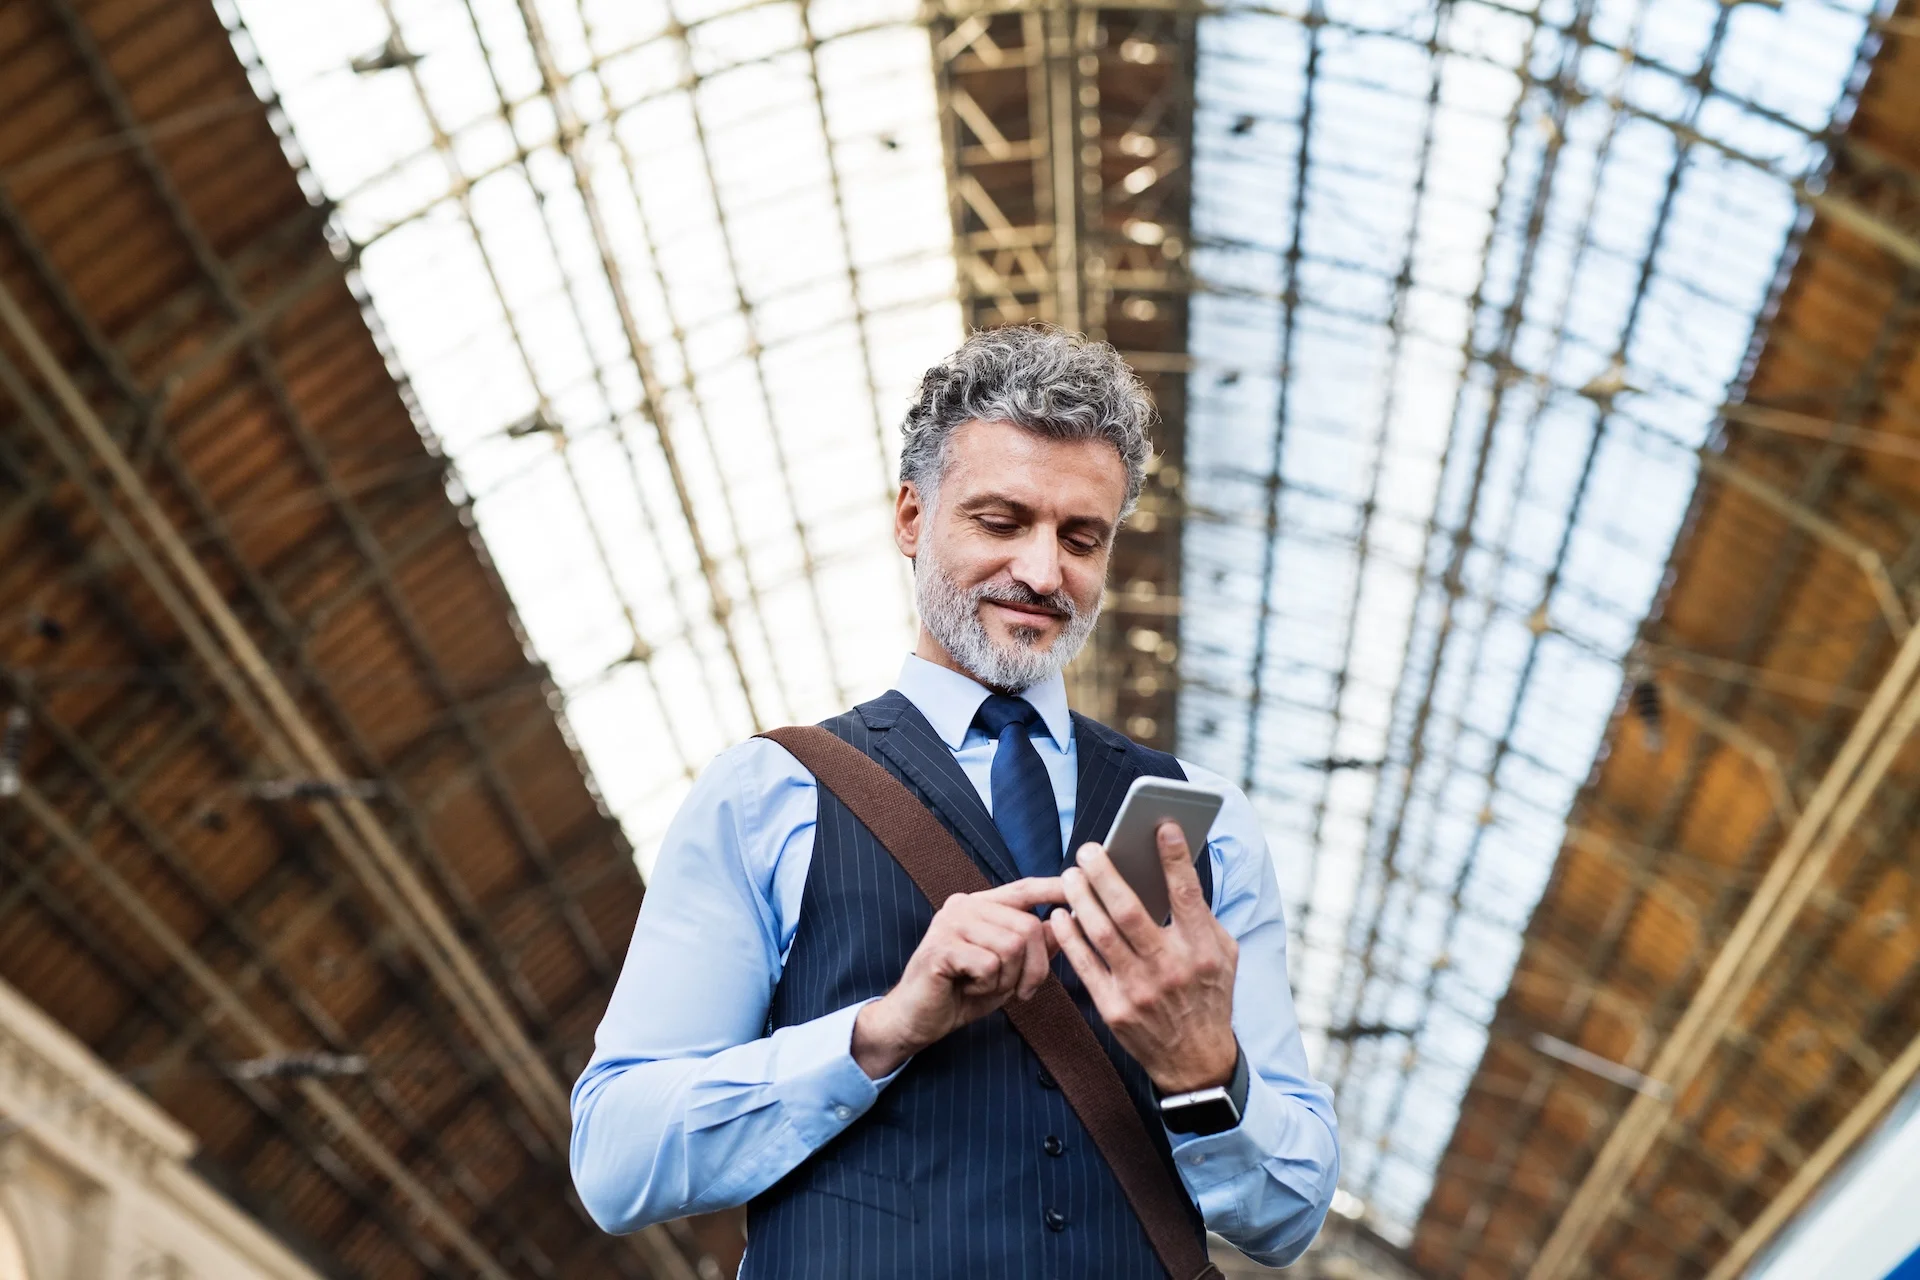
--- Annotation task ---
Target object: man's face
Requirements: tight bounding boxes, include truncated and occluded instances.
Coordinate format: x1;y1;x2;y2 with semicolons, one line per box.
896;418;1129;687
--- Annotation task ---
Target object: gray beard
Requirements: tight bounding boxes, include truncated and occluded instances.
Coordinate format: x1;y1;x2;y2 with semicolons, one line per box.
914;544;1101;692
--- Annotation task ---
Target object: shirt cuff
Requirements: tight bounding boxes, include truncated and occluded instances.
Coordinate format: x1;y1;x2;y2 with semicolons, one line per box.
772;998;908;1151
1166;1068;1288;1205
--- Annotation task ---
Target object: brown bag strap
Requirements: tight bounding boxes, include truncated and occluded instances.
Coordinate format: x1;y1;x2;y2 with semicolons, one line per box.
760;725;1224;1280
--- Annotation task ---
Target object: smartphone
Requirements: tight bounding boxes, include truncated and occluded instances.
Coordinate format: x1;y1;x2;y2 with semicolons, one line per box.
1083;777;1225;925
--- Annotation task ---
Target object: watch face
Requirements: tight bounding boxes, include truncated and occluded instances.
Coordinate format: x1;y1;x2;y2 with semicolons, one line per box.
1167;1096;1241;1136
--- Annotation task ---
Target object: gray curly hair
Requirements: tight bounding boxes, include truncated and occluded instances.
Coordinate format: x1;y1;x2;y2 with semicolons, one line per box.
899;325;1155;518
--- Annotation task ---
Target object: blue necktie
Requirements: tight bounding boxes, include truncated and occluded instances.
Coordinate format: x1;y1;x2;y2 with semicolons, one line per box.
974;694;1062;880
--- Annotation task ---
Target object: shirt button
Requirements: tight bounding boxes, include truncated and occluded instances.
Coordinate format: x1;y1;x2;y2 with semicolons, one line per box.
1043;1208;1068;1232
1037;1069;1058;1090
1186;1152;1206;1167
1042;1135;1064;1157
833;1104;852;1122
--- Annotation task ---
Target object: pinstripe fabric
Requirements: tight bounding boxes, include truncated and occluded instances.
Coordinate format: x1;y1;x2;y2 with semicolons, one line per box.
743;692;1211;1280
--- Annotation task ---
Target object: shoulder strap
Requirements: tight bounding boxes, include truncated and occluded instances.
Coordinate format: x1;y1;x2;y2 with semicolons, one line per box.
760;725;1224;1280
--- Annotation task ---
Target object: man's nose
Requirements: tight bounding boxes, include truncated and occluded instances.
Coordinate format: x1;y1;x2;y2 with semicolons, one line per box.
1008;530;1064;596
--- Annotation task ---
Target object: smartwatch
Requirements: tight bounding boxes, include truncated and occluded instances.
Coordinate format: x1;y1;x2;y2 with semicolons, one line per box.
1157;1044;1250;1136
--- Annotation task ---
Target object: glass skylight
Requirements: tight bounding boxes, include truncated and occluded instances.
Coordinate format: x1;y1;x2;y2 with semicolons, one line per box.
1177;0;1878;1241
224;0;960;873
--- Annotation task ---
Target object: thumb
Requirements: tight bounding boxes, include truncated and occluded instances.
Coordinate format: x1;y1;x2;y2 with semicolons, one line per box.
1157;821;1209;924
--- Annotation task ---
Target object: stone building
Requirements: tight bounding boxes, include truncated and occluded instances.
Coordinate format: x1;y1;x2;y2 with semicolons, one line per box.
0;981;322;1280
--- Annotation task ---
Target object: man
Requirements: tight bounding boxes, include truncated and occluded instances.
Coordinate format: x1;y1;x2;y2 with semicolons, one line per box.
571;326;1338;1276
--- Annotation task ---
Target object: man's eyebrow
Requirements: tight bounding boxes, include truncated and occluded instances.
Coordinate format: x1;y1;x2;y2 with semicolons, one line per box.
958;492;1035;516
1064;513;1116;539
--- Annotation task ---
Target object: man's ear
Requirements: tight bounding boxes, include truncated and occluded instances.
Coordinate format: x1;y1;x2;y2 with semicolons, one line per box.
895;481;926;559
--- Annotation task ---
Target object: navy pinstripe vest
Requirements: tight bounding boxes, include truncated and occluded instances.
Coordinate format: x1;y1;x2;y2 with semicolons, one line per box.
742;691;1212;1280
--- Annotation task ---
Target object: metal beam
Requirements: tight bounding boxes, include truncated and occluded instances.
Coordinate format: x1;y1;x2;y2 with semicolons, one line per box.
1423;32;1913;1258
1568;561;1920;1280
1;69;589;1049
1284;0;1446;964
1329;0;1583;1124
1700;455;1911;641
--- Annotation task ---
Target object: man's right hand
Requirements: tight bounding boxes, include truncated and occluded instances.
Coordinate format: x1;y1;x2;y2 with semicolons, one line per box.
851;878;1066;1079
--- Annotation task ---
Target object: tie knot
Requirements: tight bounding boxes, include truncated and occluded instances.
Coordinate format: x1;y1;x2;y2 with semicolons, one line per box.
974;693;1041;738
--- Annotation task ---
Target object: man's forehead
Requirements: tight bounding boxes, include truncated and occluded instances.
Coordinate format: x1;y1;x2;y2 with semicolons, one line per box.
945;420;1127;494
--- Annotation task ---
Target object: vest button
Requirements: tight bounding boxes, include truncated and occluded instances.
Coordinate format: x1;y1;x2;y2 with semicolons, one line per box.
1042;1135;1064;1157
1044;1208;1068;1232
1037;1069;1058;1090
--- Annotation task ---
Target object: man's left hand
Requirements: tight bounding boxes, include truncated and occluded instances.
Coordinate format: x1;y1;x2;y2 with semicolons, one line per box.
1050;821;1238;1094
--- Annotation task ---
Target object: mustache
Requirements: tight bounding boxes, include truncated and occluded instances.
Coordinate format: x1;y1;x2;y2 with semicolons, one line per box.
971;579;1078;619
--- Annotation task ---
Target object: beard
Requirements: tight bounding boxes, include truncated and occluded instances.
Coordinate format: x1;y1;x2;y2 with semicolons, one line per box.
914;540;1102;692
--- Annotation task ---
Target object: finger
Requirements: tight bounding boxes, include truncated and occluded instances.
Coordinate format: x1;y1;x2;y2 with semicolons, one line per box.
1061;864;1136;970
963;920;1034;987
983;876;1067;911
940;940;1006;995
973;899;1058;939
1157;820;1211;929
1049;908;1117;1003
967;904;1055;1000
1016;919;1053;999
973;901;1053;949
1075;841;1163;955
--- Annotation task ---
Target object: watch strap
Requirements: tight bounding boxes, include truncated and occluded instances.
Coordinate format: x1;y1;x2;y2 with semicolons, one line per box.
1157;1044;1249;1135
1155;1042;1249;1112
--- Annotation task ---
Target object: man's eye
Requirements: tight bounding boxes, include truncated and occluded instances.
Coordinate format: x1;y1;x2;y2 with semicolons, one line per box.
979;518;1018;534
1065;538;1100;555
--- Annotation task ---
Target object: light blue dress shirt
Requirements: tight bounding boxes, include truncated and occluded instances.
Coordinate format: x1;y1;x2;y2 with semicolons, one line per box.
571;655;1339;1266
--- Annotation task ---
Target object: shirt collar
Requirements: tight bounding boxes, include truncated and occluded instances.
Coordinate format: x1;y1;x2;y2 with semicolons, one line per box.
894;654;1072;751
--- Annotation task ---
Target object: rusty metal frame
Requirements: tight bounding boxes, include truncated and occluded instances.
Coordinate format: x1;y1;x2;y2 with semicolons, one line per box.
927;0;1194;739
